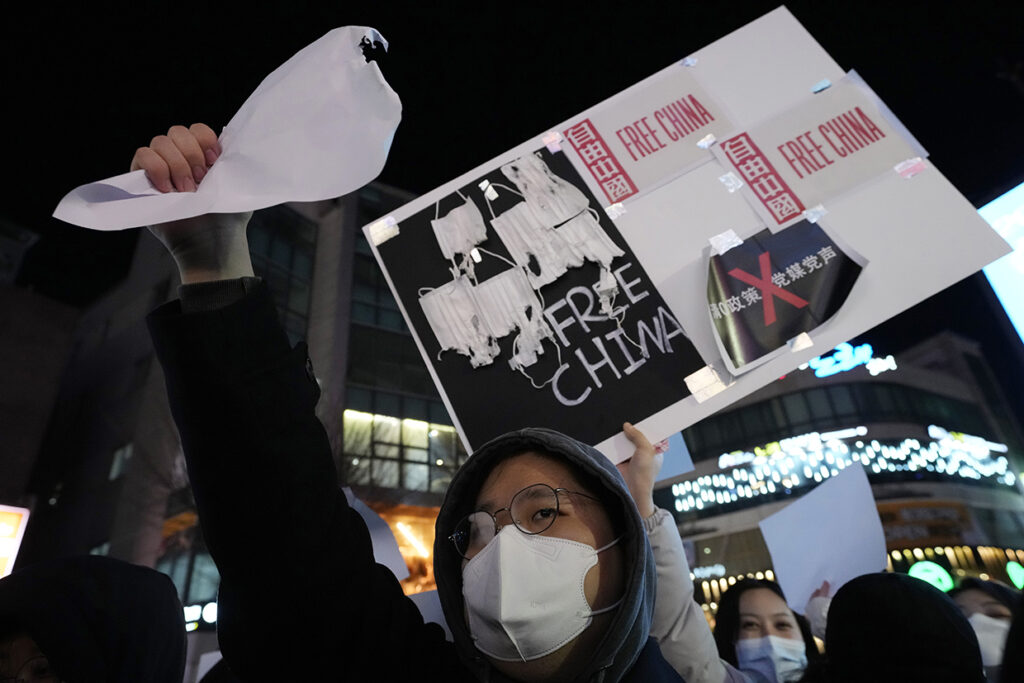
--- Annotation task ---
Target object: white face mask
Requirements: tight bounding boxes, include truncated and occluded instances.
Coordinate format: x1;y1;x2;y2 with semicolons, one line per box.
473;268;553;370
462;526;621;662
491;202;581;287
431;197;488;263
968;612;1010;667
735;635;808;683
500;153;590;227
419;277;499;368
555;210;624;269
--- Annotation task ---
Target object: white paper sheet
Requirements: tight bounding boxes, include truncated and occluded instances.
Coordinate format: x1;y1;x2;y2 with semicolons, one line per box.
758;463;885;612
342;487;410;581
53;26;401;231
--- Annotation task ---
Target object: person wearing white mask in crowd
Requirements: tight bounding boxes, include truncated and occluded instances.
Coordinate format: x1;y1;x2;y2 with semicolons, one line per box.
615;431;822;683
131;123;688;682
949;577;1020;681
616;429;749;682
711;579;821;682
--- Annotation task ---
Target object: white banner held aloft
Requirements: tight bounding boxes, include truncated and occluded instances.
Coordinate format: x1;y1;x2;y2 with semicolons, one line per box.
53;26;402;231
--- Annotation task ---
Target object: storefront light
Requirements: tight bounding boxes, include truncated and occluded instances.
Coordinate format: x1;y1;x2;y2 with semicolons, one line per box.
1007;561;1024;589
397;522;430;558
676;425;1015;515
202;602;217;624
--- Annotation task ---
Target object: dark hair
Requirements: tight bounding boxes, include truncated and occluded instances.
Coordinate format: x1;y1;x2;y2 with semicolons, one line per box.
712;578;822;666
824;572;984;682
947;577;1021;612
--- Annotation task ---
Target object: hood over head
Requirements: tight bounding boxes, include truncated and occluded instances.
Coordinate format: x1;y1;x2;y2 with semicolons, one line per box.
434;428;654;683
825;572;984;682
0;555;186;683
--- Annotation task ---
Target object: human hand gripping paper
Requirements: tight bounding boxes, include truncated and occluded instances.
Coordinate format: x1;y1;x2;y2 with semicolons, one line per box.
53;26;402;231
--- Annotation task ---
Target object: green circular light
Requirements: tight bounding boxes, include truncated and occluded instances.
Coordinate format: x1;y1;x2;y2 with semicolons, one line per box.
1007;561;1024;590
907;560;955;592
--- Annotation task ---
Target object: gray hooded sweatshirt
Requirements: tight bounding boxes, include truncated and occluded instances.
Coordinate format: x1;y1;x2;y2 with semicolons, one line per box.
434;427;683;683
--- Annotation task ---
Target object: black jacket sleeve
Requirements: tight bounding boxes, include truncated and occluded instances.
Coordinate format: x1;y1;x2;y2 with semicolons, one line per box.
148;281;472;682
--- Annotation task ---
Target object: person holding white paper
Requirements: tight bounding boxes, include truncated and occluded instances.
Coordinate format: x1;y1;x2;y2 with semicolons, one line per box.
132;123;690;682
617;424;763;683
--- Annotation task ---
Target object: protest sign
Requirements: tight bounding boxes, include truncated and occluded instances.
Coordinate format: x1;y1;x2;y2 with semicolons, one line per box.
707;220;863;373
374;148;706;450
759;463;886;612
562;67;735;203
714;76;925;227
365;8;1009;463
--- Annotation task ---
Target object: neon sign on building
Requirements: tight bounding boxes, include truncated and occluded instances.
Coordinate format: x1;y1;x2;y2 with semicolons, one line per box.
801;342;897;378
673;426;1015;515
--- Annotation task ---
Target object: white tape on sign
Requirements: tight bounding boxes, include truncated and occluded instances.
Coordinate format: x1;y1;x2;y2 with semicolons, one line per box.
718;172;744;193
680;56;698;67
709;229;744;255
368;216;399;245
542;131;563;153
470;248;482;263
802;204;828;223
696;134;717;149
685;366;728;403
810;78;832;93
605;202;627;219
788;332;814;352
478;180;499;201
894;157;927;179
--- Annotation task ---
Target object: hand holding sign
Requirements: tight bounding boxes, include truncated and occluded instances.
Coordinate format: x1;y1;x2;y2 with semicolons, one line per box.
616;423;666;518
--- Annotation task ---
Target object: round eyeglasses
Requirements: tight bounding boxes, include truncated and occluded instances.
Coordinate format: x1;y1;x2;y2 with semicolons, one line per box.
448;483;599;559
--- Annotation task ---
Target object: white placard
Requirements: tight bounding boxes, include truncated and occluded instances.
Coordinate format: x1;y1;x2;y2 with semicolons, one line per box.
562;66;734;203
714;77;924;227
758;464;886;612
364;7;1009;463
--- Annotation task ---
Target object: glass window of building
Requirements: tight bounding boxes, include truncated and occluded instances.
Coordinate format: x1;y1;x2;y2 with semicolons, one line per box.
342;187;469;495
247;205;317;345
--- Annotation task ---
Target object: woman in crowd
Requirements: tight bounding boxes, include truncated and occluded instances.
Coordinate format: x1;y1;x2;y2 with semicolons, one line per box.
711;578;821;682
949;577;1020;680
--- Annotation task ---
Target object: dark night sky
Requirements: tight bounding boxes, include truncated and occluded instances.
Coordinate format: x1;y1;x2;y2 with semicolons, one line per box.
3;2;1024;405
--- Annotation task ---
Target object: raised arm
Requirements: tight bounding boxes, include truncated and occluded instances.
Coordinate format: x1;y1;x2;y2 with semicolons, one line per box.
131;123;254;284
618;424;745;683
136;126;468;681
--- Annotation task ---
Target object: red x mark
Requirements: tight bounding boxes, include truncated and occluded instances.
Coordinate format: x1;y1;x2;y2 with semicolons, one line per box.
727;252;808;326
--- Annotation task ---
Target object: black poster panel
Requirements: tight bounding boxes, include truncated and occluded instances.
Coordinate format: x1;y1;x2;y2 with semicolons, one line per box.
707;220;862;371
376;148;707;449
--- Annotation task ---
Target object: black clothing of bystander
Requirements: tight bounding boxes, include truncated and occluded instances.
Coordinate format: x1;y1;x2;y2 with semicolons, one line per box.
148;280;682;682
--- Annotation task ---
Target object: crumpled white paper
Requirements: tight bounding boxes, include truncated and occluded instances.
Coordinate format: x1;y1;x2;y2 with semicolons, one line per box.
54;26;402;231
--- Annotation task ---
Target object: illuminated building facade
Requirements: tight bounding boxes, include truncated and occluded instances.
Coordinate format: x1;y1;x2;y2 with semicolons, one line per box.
653;332;1024;617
